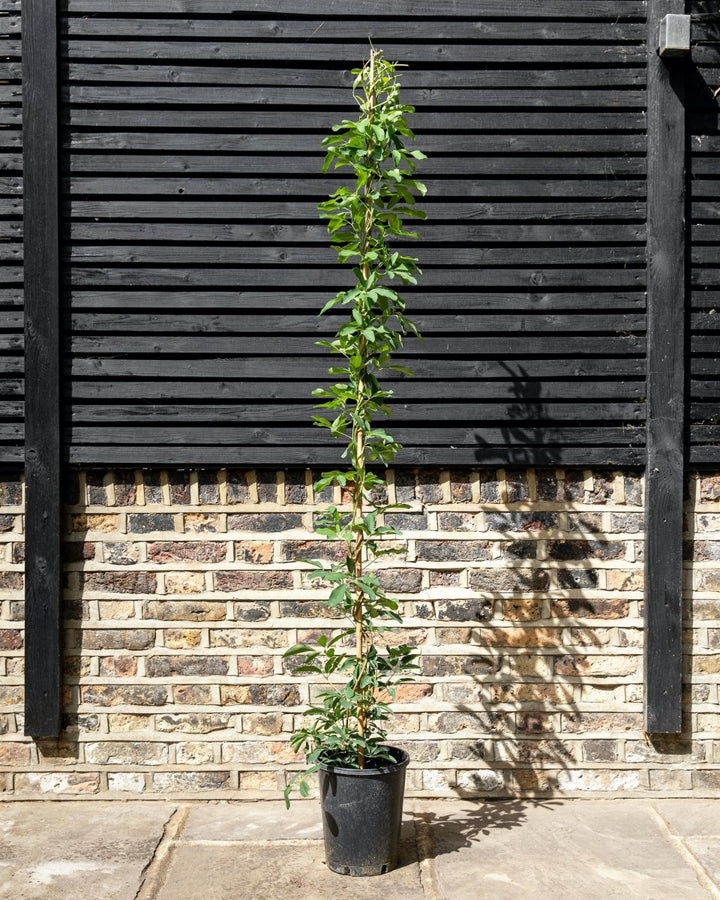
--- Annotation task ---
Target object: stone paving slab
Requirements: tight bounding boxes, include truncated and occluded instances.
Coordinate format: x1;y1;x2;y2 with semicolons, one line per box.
653;799;720;837
155;833;423;900
0;799;718;900
685;839;720;889
414;799;713;900
0;802;173;900
181;799;323;842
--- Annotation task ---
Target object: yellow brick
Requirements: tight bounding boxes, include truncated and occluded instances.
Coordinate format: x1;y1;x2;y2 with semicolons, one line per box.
606;570;644;591
108;714;152;732
164;629;203;649
693;655;720;675
176;742;215;765
164;572;207;594
98;601;136;619
70;514;119;534
512;655;554;678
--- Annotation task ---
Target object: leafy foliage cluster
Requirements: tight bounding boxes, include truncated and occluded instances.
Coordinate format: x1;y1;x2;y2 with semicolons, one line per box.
284;49;426;805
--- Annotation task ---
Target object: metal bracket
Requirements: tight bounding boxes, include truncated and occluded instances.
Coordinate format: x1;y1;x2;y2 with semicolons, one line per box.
659;14;691;57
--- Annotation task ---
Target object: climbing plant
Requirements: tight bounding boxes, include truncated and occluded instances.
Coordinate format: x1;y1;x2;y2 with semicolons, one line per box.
284;48;427;804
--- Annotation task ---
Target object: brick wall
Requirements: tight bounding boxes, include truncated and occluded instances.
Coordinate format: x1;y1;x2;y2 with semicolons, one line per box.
0;467;718;799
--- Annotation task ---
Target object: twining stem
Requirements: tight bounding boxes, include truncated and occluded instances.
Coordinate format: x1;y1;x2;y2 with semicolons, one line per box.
350;49;378;769
282;47;425;805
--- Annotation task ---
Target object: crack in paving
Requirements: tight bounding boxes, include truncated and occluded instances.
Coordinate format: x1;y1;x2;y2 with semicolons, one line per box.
648;804;720;900
414;812;441;900
135;807;189;900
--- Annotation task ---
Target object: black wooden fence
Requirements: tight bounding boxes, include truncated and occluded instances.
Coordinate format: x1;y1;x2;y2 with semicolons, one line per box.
59;0;649;466
3;0;653;466
690;0;720;464
6;0;720;737
5;0;719;467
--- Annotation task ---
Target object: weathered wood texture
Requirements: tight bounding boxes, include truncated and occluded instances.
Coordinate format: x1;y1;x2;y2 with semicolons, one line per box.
22;0;63;737
688;2;720;465
644;0;688;736
56;0;648;465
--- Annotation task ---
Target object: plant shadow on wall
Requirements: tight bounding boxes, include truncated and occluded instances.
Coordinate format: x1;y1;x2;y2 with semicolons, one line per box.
471;360;558;468
445;587;600;801
426;360;633;801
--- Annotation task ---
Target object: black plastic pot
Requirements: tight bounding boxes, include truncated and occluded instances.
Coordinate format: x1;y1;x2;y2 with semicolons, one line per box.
318;745;409;877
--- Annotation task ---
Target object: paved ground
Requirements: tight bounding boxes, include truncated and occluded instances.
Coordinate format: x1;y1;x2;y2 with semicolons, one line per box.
0;798;719;899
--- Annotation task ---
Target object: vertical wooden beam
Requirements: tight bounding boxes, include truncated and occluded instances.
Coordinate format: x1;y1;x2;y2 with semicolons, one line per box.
22;0;62;737
644;0;686;734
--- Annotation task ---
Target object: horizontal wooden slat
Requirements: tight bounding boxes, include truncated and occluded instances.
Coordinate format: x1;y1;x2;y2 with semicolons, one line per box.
68;356;644;381
65;290;647;312
66;155;646;178
691;381;720;399
65;132;647;154
66;267;646;289
691;402;720;422
66;63;647;89
0;400;22;417
68;312;645;335
0;358;23;374
62;18;646;41
689;181;720;199
64;178;646;204
0;15;19;35
63;1;647;17
66;444;646;467
689;447;720;465
61;41;645;65
68;334;645;356
693;358;720;376
64;246;646;266
63;176;645;199
0;246;22;262
68;424;645;447
693;336;720;354
691;312;720;329
65;85;647;109
0;423;23;439
64;108;645;130
69;401;644;425
65;200;646;222
692;425;720;443
66;222;646;243
69;379;644;401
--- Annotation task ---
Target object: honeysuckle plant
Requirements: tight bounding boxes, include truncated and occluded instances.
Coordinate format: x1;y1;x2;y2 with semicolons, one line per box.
283;48;427;806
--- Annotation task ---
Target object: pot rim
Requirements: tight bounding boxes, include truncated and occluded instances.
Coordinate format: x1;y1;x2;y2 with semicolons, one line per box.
318;745;409;777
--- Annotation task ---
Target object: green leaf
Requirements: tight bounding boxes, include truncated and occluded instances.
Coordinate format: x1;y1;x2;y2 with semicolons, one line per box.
283;643;315;658
328;584;349;607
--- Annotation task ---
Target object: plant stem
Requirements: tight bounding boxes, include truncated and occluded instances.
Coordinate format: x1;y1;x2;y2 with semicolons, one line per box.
350;49;380;769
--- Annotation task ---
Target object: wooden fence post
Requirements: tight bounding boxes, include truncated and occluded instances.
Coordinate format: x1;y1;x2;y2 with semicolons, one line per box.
644;0;687;734
22;0;62;737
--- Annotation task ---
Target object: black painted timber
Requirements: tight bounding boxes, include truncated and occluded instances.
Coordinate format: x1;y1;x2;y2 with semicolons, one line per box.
22;0;62;737
644;0;685;735
56;0;648;466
